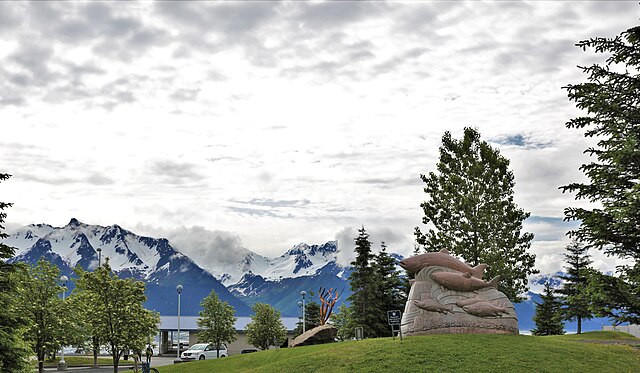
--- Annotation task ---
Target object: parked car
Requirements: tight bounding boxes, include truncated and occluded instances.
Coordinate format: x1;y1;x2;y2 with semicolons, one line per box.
240;349;258;354
180;343;228;361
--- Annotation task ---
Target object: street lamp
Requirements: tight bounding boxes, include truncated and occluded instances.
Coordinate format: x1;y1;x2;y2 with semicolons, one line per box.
58;275;69;371
300;290;306;333
174;284;183;364
91;248;101;368
297;301;303;332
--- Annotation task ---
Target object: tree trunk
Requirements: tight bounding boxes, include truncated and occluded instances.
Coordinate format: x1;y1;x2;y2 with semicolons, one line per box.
93;337;98;368
38;350;45;373
577;317;582;334
112;346;120;373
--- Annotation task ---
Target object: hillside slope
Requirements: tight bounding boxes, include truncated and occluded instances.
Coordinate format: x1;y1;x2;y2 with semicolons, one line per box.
156;332;640;373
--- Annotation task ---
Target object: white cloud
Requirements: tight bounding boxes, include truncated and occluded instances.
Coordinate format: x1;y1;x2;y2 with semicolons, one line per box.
1;1;637;275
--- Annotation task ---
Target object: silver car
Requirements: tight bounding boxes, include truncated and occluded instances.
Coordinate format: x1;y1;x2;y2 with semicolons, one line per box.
180;343;228;361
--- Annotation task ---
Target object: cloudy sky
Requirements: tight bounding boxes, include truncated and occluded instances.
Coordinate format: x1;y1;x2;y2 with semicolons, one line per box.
1;1;638;274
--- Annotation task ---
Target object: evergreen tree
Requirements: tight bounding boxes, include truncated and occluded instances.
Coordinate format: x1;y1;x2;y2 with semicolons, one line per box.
556;240;593;334
532;282;565;336
245;303;287;350
293;301;321;337
197;290;237;358
305;301;321;331
346;226;380;338
414;127;538;301
73;263;159;373
0;173;30;373
372;242;406;336
560;25;640;325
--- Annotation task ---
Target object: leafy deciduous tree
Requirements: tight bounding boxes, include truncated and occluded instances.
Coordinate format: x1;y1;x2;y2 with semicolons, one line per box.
415;127;538;301
245;303;286;350
73;263;159;373
197;290;237;358
330;304;353;341
532;282;565;336
560;25;640;325
16;260;85;373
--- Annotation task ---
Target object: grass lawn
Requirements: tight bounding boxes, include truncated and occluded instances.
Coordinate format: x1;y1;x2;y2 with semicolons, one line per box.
39;356;134;368
156;331;639;373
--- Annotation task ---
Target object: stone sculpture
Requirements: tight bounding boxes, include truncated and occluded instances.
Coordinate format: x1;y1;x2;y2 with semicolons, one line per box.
290;324;338;347
399;249;518;335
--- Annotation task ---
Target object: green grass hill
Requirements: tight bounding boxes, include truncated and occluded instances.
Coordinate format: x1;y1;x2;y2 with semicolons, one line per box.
156;331;639;373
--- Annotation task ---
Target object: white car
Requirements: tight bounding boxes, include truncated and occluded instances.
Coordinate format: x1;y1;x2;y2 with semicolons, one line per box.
180;343;228;361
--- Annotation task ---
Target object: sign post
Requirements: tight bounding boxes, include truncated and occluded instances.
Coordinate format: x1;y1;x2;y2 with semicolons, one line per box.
387;310;402;341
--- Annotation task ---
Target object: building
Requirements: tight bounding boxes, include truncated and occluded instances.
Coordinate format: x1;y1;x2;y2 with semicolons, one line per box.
602;324;640;338
158;316;299;356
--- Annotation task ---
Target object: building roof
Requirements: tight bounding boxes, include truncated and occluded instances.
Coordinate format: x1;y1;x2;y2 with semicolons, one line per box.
159;316;299;332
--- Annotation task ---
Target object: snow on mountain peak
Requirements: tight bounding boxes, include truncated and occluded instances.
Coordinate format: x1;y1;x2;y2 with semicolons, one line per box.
4;220;178;278
211;241;342;286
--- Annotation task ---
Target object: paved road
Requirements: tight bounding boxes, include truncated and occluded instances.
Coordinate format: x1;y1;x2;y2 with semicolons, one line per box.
41;356;176;372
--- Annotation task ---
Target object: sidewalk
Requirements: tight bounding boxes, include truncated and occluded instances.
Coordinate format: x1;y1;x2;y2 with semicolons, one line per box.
40;356;176;372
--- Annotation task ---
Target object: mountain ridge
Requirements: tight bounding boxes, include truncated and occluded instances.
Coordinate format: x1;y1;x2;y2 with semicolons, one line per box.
3;219;614;331
5;218;252;316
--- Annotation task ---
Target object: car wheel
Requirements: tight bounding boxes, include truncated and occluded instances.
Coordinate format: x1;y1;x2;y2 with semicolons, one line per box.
199;355;205;360
221;355;226;358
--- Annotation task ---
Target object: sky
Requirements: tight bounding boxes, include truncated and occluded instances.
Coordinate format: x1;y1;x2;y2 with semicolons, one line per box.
1;1;638;275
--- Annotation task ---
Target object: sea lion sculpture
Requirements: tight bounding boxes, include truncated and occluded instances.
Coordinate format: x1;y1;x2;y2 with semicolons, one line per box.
399;249;487;278
462;301;509;317
430;271;500;293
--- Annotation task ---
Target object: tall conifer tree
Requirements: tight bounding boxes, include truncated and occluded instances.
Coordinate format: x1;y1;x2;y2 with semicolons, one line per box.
415;127;537;301
346;226;379;338
373;242;406;328
556;240;593;334
0;173;30;372
532;282;565;336
560;25;640;325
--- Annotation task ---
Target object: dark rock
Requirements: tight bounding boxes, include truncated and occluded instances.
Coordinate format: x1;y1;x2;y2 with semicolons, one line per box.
290;324;337;347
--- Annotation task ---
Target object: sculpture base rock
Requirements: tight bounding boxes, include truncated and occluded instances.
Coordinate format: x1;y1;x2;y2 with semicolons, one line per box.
401;266;519;336
290;324;337;347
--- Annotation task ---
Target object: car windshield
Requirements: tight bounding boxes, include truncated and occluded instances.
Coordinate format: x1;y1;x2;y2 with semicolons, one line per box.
189;344;207;351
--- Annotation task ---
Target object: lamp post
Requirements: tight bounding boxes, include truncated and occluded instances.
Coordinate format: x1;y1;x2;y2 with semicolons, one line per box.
97;248;102;266
57;275;69;371
297;301;303;332
174;284;183;364
300;290;306;333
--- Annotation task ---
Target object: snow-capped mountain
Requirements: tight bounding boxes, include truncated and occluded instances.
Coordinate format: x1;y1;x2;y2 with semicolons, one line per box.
210;241;353;317
8;218;171;278
211;241;344;286
8;219;612;333
4;218;251;316
527;271;564;294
